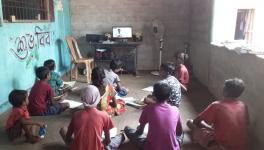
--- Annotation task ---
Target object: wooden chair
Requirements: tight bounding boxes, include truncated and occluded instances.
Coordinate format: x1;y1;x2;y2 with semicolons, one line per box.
65;36;94;83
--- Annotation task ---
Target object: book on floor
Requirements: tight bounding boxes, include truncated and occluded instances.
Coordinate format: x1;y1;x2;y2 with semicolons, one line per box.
60;99;83;109
115;96;145;109
62;81;76;88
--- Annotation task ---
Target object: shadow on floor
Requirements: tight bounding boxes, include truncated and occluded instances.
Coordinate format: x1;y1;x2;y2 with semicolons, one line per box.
185;77;215;114
42;143;67;150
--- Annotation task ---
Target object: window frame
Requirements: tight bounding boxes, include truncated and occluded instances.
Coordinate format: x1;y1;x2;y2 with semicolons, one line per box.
211;0;264;54
234;9;255;43
1;0;54;23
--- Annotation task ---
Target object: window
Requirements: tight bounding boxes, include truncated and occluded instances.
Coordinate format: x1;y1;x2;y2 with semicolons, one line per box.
1;0;54;22
234;9;254;43
212;0;264;53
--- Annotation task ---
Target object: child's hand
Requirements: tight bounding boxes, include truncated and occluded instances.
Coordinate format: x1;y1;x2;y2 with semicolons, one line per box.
103;138;111;146
62;92;68;99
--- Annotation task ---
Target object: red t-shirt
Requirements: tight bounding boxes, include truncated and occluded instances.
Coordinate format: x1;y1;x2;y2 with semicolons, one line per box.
66;108;114;150
176;64;189;88
198;99;249;150
28;80;54;115
5;106;30;130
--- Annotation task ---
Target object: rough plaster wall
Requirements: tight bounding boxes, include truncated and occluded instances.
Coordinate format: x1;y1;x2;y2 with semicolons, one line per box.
190;0;264;147
70;0;190;70
189;0;212;85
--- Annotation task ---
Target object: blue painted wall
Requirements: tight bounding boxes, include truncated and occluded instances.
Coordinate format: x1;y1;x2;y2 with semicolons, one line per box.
0;0;72;113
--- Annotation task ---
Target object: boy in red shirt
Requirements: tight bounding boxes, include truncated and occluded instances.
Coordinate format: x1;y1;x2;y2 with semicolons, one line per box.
175;56;189;92
28;66;69;116
187;78;249;150
6;90;45;143
60;85;124;150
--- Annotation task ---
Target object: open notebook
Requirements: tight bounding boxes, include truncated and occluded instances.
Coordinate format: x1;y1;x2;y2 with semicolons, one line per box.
62;81;76;88
115;96;145;109
60;99;83;109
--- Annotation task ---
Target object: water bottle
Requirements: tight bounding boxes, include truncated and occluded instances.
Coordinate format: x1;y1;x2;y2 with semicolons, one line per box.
39;124;47;139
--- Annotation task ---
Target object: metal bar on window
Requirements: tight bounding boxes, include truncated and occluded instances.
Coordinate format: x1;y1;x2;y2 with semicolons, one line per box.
1;0;54;22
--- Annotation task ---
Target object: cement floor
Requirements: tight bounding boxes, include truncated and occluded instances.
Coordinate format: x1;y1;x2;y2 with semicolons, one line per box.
0;72;218;150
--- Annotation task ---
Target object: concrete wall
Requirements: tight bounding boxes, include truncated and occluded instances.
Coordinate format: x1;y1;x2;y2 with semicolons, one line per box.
190;0;264;147
70;0;190;70
189;0;213;85
0;0;72;113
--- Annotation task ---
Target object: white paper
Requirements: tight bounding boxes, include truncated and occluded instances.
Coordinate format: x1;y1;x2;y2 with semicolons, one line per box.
62;81;76;88
115;96;144;108
125;101;144;108
143;123;149;134
60;99;83;109
142;86;153;92
102;127;117;139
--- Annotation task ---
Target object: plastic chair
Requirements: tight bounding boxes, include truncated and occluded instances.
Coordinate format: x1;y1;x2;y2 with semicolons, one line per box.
65;36;94;83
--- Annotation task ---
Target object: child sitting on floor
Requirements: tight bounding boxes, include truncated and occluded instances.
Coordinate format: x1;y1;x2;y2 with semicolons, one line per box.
28;66;69;116
5;90;45;143
145;63;182;107
175;54;189;92
60;85;125;150
124;82;183;150
104;59;128;97
44;59;65;96
186;78;249;150
92;67;125;116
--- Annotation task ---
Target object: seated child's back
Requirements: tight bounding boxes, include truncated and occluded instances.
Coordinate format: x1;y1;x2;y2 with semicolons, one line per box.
104;60;129;97
28;67;69;116
175;57;189;89
125;82;182;150
44;59;63;96
6;90;44;143
63;85;115;150
142;101;181;150
28;67;54;115
187;78;248;150
103;60;122;88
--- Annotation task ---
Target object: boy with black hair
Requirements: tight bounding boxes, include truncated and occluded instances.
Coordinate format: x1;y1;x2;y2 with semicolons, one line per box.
104;59;128;96
124;82;183;150
44;59;63;96
6;90;45;143
159;62;182;107
145;62;182;107
175;55;189;92
186;78;249;150
28;66;69;116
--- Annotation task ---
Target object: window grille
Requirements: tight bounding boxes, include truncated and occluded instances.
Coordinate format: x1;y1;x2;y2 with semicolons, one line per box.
234;9;255;43
1;0;54;22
